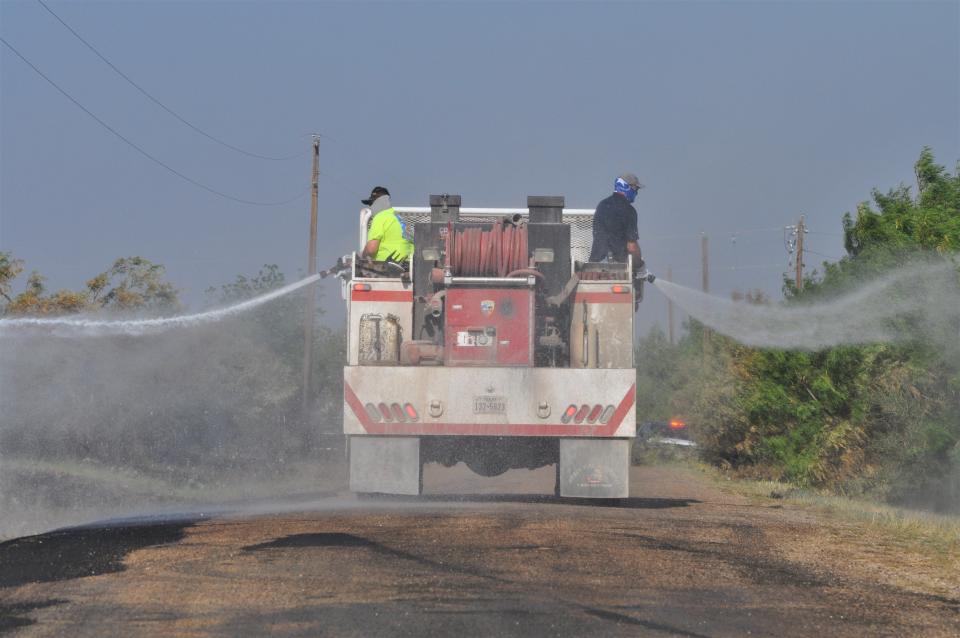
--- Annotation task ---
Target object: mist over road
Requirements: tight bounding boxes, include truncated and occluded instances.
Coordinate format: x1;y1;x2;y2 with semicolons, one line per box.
1;465;957;637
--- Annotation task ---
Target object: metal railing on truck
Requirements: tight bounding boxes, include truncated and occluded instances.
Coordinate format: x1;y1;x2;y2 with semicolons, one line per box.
359;207;596;265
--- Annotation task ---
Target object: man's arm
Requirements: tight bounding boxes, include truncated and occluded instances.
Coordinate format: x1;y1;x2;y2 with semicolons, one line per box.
361;239;380;259
625;206;642;267
363;212;386;259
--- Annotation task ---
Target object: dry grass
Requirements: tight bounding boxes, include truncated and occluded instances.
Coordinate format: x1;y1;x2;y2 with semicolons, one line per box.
704;467;960;553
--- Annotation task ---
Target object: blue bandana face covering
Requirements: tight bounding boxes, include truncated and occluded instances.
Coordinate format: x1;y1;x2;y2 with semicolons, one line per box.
614;177;638;203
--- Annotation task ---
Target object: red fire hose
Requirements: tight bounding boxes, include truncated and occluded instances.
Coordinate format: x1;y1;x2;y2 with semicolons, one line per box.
445;220;530;277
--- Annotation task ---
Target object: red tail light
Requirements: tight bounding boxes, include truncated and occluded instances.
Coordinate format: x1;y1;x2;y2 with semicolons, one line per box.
390;403;406;422
378;402;392;421
587;404;603;423
404;403;419;421
669;418;686;430
610;285;629;294
574;405;590;424
561;404;578;424
353;283;371;291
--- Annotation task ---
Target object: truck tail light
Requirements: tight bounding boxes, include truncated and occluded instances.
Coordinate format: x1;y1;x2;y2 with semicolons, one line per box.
365;402;382;422
574;404;590;424
404;403;419;421
390;403;406;422
610;285;629;294
561;404;578;424
378;402;392;421
353;283;371;291
587;404;603;423
599;405;615;424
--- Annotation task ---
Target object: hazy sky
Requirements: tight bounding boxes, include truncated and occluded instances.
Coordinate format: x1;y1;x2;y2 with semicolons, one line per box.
1;0;958;334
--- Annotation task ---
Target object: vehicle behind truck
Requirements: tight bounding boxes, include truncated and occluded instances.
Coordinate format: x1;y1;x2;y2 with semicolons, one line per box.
342;195;644;498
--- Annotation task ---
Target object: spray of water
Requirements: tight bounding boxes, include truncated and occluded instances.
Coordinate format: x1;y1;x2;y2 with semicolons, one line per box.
0;273;338;539
0;273;322;337
652;259;960;350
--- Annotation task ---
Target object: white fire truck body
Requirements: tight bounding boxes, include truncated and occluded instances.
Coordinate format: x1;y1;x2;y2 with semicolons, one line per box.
342;196;641;498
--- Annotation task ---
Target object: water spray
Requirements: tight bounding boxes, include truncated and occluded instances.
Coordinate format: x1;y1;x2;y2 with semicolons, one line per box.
0;273;323;338
648;260;960;350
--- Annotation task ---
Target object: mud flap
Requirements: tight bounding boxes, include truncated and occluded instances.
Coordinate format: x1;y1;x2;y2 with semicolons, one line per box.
558;438;630;498
349;436;422;495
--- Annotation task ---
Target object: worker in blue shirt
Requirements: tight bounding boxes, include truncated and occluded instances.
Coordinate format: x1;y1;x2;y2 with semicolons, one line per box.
588;173;643;266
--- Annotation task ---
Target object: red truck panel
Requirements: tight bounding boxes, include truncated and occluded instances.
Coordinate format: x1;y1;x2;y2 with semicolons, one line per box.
444;288;534;366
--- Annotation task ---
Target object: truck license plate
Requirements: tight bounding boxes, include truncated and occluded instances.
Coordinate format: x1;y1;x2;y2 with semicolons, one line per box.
457;331;492;347
473;395;506;414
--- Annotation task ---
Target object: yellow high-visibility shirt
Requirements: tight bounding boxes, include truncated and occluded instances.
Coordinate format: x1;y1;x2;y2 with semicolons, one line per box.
368;207;413;262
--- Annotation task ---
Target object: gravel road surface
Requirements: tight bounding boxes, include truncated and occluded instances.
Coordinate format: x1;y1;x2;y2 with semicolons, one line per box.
1;464;957;637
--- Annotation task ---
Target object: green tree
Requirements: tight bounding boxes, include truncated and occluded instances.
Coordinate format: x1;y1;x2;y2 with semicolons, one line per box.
664;148;960;511
0;252;24;304
2;255;179;316
89;257;179;312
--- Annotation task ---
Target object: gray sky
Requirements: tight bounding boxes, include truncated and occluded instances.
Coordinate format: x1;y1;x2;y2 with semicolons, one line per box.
1;0;958;334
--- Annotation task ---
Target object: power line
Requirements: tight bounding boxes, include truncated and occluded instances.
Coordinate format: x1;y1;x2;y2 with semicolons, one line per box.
726;263;787;271
804;248;843;261
1;37;308;207
646;226;786;241
666;263;785;275
35;0;304;162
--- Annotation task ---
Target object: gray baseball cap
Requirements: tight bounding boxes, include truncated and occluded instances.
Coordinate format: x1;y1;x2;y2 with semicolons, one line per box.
618;173;644;190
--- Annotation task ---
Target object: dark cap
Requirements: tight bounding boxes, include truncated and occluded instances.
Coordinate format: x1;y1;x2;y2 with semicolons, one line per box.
361;186;390;206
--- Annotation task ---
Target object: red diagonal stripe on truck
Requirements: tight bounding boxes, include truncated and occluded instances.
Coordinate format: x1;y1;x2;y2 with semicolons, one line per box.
344;382;636;437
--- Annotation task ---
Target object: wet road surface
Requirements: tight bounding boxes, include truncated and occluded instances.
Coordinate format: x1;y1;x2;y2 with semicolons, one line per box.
1;464;958;636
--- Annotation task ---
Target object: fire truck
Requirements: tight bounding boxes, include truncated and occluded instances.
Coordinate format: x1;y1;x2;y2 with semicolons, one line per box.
342;195;647;498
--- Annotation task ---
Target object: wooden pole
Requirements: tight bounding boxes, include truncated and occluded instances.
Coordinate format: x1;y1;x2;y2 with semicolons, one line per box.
701;234;711;356
302;135;320;412
795;214;805;292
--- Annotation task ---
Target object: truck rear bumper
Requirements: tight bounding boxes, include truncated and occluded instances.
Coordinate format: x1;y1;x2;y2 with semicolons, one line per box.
348;435;630;498
343;366;636;438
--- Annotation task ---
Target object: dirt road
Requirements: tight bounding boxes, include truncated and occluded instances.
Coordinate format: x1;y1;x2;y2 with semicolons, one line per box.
1;464;958;637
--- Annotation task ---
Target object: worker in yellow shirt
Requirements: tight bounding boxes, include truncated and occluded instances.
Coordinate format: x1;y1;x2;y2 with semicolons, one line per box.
361;186;413;264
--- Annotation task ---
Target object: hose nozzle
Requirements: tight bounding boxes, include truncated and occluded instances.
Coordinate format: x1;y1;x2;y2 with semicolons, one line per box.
635;268;656;284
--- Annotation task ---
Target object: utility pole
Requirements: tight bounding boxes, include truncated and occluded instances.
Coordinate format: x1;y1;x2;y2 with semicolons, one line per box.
795;214;805;292
302;135;320;412
701;233;711;356
666;266;675;345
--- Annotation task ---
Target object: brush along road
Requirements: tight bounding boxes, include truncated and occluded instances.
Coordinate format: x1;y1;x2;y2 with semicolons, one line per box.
1;464;957;637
